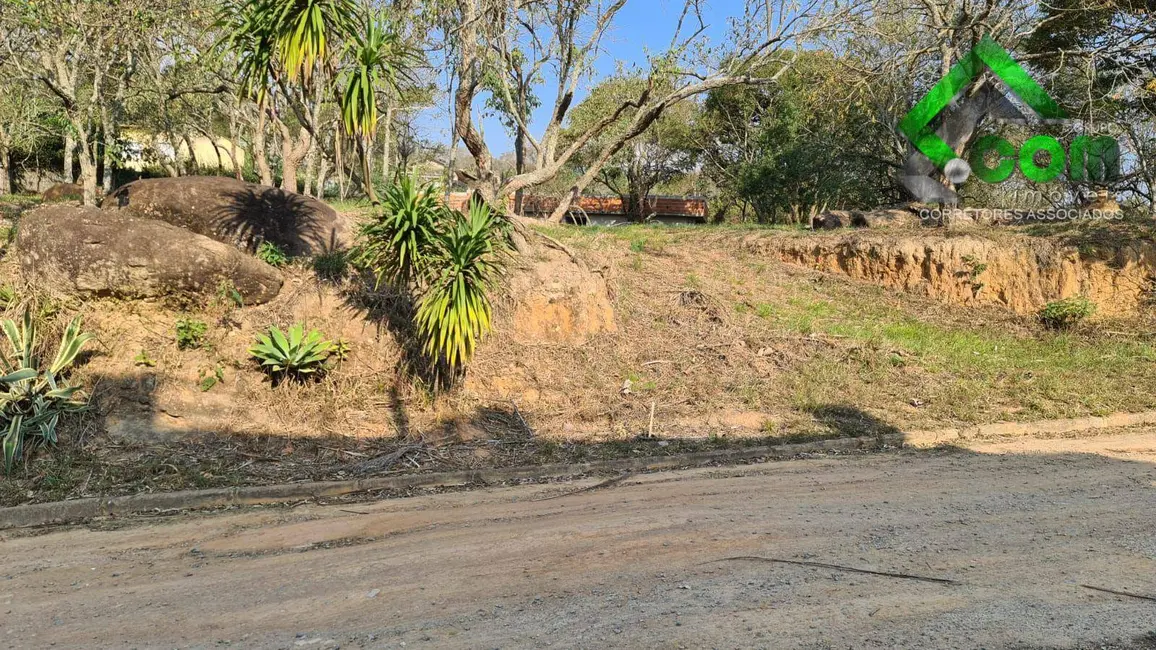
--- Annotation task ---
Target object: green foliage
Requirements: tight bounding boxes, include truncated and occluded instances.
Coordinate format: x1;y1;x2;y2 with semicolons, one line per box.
256;241;289;267
218;0;358;99
198;365;226;392
0;286;15;311
414;200;507;371
698;54;896;223
175;319;209;350
340;14;406;138
249;324;334;382
1038;297;1097;330
214;280;244;310
312;250;349;282
133;350;157;368
353;176;444;288
0;309;93;472
629;237;647;253
331;338;352;362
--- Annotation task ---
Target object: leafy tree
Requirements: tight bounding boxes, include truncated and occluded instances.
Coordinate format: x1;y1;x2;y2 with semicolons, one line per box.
565;76;698;221
698;54;896;223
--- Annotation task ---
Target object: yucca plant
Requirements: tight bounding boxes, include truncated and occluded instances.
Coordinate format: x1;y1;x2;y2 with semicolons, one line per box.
249;323;334;383
414;199;508;373
353;176;445;289
0;309;94;472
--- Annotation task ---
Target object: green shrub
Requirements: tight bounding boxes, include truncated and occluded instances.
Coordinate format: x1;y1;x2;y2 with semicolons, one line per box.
353;176;444;288
256;241;289;267
312;250;349;282
175;319;208;350
629;237;647;253
414;199;507;371
0;309;94;471
1038;296;1096;330
249;323;334;382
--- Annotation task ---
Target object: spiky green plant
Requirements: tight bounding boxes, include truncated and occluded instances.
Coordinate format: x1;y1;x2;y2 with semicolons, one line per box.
218;0;357;99
353;176;445;288
414;199;508;372
0;309;93;472
249;323;334;382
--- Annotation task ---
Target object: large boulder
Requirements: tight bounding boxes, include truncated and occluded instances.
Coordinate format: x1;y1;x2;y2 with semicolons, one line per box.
16;205;283;304
41;182;83;203
103;176;347;256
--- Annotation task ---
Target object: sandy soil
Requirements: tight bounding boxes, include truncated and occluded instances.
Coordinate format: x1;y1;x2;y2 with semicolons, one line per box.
3;430;1156;649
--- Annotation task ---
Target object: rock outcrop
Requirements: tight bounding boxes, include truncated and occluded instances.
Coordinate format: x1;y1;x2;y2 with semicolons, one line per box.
16;205;283;304
103;176;348;256
41;183;83;203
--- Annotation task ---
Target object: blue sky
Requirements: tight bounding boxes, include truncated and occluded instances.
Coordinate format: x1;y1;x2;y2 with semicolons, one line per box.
417;0;744;153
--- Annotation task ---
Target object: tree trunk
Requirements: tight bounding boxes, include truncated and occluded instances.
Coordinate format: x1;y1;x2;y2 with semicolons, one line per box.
77;139;99;207
335;132;347;200
253;108;274;186
101;107;115;193
279;130;311;194
303;138;318;197
63;132;75;183
357;136;378;204
381;101;393;184
0;140;11;196
513;128;526;216
316;153;329;200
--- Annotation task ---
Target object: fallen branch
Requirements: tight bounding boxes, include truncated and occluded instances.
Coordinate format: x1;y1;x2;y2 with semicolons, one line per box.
706;556;958;585
1081;584;1156;603
532;472;634;502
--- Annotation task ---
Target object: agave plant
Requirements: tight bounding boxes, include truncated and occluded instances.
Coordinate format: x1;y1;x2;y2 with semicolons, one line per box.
353;176;445;289
0;309;94;472
414;199;508;373
249;323;335;382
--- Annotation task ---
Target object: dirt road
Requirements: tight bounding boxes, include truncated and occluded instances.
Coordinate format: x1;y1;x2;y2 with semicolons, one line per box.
3;430;1156;649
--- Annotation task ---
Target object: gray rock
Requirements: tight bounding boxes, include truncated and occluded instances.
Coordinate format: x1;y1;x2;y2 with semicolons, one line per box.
103;176;347;256
16;205;282;304
41;182;83;203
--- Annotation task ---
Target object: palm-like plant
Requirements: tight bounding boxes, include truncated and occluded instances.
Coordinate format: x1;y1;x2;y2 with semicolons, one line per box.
220;0;356;94
341;13;407;204
0;310;94;472
218;0;409;202
414;199;508;373
353;176;445;289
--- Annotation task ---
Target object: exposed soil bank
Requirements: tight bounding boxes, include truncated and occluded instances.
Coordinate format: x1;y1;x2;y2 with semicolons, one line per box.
745;231;1156;317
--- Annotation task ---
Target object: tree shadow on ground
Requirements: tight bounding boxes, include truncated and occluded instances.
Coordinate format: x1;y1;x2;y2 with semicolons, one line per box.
803;404;902;439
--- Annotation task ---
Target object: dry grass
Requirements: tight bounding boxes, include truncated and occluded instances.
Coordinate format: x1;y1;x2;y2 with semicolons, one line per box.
2;202;1155;505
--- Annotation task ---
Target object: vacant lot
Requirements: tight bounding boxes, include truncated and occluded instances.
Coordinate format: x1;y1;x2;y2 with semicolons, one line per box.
3;199;1156;506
